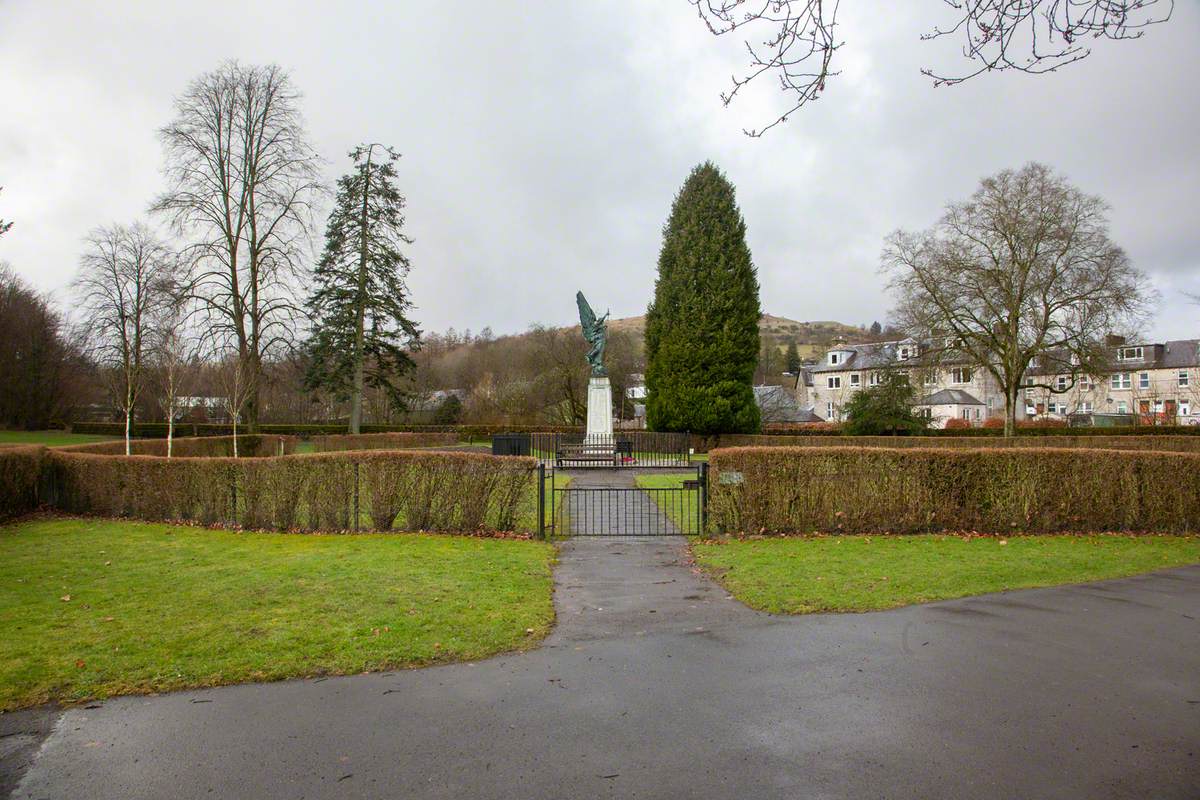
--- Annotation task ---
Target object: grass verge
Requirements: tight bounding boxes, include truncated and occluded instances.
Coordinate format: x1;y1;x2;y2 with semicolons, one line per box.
0;430;115;447
636;472;702;533
691;533;1200;614
0;517;555;710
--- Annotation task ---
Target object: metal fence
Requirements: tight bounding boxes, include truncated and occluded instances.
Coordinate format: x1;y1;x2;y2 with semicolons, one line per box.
522;431;691;469
537;463;708;537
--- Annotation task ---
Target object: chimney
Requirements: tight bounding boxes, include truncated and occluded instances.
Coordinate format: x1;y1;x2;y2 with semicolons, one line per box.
1105;334;1126;347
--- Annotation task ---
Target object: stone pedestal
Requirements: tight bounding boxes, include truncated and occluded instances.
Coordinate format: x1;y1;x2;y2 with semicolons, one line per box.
586;376;614;442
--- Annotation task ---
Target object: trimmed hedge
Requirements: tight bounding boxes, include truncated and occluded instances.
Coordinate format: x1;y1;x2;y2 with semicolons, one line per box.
708;446;1200;535
309;432;460;452
692;434;1200;454
58;435;296;458
68;422;580;439
0;446;44;521
44;450;537;533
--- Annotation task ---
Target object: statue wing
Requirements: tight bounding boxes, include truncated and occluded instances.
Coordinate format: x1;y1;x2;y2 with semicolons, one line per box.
575;291;597;333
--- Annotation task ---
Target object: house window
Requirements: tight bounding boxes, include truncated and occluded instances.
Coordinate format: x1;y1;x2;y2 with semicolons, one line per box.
1111;373;1131;389
850;373;860;387
961;409;971;420
1182;400;1192;417
951;367;971;385
826;402;835;420
1116;400;1128;414
1025;403;1037;415
1118;346;1143;361
1154;400;1164;414
1055;376;1068;390
1178;370;1189;387
827;376;841;389
1046;402;1060;415
1079;375;1092;390
898;347;911;360
829;352;840;365
1138;372;1150;389
923;373;935;387
918;407;932;419
1079;401;1093;413
869;373;881;386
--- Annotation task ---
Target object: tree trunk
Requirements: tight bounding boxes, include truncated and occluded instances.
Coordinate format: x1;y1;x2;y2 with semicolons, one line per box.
124;406;132;456
232;415;238;458
349;150;373;435
167;408;174;458
1004;385;1017;438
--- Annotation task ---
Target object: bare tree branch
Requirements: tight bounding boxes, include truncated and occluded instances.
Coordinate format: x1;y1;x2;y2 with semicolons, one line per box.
689;0;1171;136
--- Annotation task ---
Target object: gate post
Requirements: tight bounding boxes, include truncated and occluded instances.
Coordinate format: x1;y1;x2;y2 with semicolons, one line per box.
537;462;546;540
698;461;709;536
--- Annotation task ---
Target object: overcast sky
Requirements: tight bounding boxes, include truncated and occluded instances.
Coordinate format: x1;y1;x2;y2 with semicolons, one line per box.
1;1;1197;341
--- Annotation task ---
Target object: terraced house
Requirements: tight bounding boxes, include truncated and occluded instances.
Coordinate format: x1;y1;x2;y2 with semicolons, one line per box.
800;338;1023;427
800;335;1200;428
1025;338;1200;425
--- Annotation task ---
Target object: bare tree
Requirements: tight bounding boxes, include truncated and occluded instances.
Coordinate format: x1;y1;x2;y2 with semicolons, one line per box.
73;223;175;454
215;350;257;457
883;162;1154;437
152;61;324;431
688;0;1172;136
150;294;200;457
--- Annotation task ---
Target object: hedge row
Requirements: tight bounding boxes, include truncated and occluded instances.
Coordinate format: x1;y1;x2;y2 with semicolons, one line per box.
68;422;581;439
308;432;461;452
58;435;296;457
43;450;537;533
692;434;1200;454
0;446;44;521
708;446;1200;535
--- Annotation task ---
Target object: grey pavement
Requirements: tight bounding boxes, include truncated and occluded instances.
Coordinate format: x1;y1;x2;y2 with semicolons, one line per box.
6;534;1200;799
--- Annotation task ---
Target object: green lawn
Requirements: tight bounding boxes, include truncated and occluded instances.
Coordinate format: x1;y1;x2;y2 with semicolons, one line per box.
0;430;115;447
692;534;1200;614
636;472;703;533
0;518;555;710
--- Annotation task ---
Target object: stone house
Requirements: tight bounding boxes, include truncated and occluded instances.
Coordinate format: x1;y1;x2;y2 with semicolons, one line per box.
1025;338;1200;424
801;338;1022;428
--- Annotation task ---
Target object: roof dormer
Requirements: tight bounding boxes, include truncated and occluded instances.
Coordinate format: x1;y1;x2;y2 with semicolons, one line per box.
827;348;853;367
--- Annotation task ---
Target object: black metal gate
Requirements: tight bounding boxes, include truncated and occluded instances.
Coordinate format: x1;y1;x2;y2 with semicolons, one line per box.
537;464;708;537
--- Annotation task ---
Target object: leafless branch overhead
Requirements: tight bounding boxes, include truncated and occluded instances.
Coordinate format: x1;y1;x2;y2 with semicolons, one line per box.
689;0;1172;136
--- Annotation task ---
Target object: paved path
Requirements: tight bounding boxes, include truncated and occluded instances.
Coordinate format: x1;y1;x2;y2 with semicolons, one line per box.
559;469;687;536
7;537;1200;799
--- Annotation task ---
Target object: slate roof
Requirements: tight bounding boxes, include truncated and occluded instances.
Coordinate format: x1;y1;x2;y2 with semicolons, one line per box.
753;385;819;423
1027;340;1200;376
916;389;983;406
808;339;973;374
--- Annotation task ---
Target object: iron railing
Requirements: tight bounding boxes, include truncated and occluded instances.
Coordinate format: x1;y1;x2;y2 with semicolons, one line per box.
523;431;691;469
537;463;707;538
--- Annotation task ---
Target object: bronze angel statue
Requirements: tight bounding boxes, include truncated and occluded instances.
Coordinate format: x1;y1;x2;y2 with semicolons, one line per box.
575;291;609;377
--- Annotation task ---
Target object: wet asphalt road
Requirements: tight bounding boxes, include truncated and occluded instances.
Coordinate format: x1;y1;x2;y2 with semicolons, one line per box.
5;534;1199;799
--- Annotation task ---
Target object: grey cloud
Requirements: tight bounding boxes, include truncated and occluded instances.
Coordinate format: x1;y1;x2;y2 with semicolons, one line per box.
0;0;1196;341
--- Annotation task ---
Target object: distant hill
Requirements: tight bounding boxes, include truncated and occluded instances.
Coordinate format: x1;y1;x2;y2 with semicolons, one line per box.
608;313;866;358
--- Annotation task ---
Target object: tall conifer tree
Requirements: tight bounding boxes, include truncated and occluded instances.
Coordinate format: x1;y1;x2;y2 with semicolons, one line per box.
304;144;419;432
645;162;761;434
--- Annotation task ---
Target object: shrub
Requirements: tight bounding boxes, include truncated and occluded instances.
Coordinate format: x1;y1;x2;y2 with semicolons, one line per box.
0;446;44;521
943;418;972;430
309;432;459;452
58;435;295;458
982;417;1005;429
842;373;929;436
689;433;1200;453
42;449;536;534
708;445;1200;535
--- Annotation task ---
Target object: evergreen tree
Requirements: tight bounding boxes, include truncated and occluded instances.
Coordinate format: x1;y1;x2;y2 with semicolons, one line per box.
645;162;761;434
842;373;928;436
785;340;802;374
305;144;420;432
870;320;883;337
